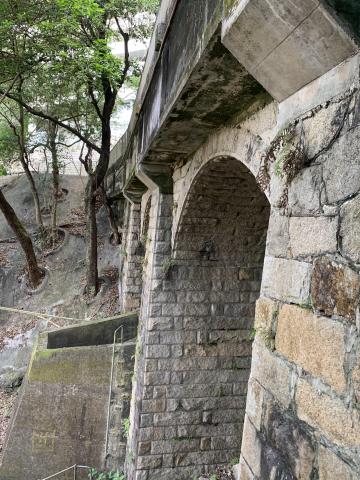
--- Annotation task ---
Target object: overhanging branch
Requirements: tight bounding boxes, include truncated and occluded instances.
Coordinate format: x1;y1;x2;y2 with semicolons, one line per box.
0;89;101;154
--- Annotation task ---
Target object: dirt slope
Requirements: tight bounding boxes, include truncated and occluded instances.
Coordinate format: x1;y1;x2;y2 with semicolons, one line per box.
0;174;121;457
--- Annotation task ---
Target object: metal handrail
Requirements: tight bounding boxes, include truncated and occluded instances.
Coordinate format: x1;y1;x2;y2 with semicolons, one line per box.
38;464;92;480
104;325;124;463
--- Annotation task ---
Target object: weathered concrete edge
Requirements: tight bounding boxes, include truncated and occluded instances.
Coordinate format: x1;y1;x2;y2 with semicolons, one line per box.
278;52;360;128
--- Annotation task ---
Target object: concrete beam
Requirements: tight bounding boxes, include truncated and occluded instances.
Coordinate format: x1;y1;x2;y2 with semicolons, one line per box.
123;175;148;204
222;0;358;101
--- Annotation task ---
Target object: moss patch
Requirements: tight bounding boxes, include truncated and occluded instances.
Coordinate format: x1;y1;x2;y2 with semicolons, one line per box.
29;347;112;386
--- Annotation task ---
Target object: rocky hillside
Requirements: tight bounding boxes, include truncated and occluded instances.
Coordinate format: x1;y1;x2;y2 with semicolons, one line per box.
0;174;121;457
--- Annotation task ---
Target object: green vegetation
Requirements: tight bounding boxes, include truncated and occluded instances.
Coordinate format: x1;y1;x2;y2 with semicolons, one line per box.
122;417;130;439
88;468;125;480
0;0;159;293
0;163;7;176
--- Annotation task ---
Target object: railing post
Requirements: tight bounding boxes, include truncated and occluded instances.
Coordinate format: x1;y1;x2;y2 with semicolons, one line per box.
104;325;124;464
73;465;77;480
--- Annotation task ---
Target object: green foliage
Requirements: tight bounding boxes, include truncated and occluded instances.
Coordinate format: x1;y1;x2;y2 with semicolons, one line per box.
258;327;275;350
0;116;20;167
162;257;175;272
0;0;159;154
0;163;7;176
88;468;125;480
246;327;256;342
122;417;130;439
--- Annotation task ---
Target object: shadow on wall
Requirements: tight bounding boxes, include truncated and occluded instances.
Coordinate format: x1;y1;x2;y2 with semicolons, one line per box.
325;0;360;39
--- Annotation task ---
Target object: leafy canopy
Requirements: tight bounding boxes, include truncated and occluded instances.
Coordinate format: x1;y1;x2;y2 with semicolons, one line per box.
0;0;159;151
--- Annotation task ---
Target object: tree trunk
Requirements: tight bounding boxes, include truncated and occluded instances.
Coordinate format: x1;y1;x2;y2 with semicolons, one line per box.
18;103;43;228
83;75;115;295
22;158;43;227
49;121;60;244
0;189;43;288
100;185;121;245
85;178;99;296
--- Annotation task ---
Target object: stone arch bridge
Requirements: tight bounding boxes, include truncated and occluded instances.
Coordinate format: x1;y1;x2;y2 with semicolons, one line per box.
2;1;360;479
105;1;360;478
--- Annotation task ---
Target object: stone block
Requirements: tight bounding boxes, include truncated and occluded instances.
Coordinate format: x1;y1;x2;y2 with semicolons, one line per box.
352;350;360;407
244;378;264;431
251;339;293;408
153;411;201;427
137;455;162;470
254;297;278;333
288;165;323;215
222;0;318;74
276;304;347;393
251;5;357;101
237;455;254;480
144;371;170;386
303;100;348;159
148;317;174;331
141;399;166;414
289;216;338;257
239;415;261;478
159;330;196;345
266;210;290;257
211;435;241;451
311;256;359;322
340;195;360;264
261;257;311;305
296;379;359;446
151;439;199;455
138;442;151;455
318;446;358;480
161;303;186;316
322;128;360;204
151;290;176;303
262;400;316;479
182;369;249;385
146;345;170;359
139;427;164;442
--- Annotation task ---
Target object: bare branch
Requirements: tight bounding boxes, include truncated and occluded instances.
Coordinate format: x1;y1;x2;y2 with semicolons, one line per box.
0;89;101;154
0;73;20;106
88;81;103;120
115;17;130;89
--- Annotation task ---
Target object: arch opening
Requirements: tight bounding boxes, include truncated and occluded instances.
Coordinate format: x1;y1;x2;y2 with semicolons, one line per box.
171;156;270;471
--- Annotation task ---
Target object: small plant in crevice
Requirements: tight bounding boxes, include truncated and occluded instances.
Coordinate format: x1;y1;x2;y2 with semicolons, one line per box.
126;449;135;464
246;327;257;342
162;257;175;279
256;124;307;207
140;233;150;245
122;417;130;439
246;326;275;350
88;468;126;480
257;326;275;351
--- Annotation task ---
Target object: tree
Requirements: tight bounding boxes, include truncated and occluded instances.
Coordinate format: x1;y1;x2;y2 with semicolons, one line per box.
0;96;44;227
0;188;43;288
0;0;158;295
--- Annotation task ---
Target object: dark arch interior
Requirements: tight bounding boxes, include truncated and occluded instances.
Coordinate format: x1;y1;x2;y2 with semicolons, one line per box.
171;157;270;471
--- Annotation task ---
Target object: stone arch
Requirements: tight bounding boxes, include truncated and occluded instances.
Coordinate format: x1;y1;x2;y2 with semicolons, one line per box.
167;155;270;473
172;118;276;244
